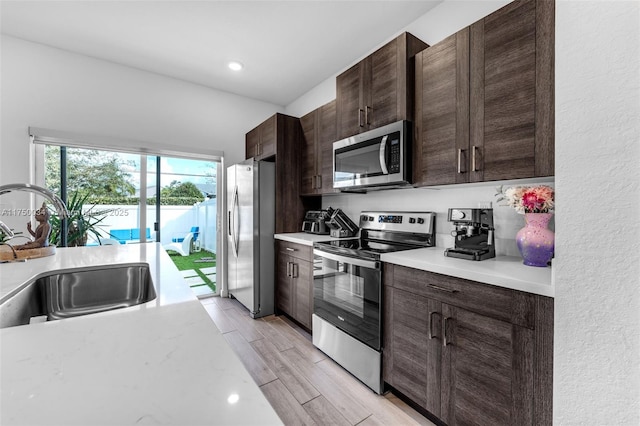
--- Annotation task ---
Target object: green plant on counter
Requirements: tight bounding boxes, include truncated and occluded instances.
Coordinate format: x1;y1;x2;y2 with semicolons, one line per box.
49;191;112;247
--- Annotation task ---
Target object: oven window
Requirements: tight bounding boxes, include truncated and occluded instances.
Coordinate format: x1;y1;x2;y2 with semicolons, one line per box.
313;255;381;350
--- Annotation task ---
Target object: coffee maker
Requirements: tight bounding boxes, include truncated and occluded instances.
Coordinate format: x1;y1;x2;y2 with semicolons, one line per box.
444;208;496;261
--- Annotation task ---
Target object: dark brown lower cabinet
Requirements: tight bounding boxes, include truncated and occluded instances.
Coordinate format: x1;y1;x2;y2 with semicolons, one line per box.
441;305;534;425
275;240;313;330
384;264;553;426
391;289;442;417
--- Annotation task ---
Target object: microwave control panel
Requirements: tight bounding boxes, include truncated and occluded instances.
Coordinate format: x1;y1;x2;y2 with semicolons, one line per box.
389;134;401;173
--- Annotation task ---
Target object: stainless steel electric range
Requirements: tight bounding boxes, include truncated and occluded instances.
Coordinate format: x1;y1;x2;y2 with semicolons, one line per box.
312;210;436;394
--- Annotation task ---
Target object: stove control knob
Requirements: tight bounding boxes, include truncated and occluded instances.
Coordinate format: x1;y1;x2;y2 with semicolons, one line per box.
417;217;425;224
368;216;374;221
409;217;416;224
361;215;368;222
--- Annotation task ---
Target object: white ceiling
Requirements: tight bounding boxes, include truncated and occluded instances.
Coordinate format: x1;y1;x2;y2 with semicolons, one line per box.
1;1;442;106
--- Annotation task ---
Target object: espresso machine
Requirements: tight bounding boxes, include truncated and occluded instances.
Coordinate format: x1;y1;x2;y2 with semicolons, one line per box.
444;208;496;261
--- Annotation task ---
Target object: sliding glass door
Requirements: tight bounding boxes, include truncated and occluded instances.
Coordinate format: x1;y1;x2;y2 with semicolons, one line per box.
42;145;219;297
156;156;218;297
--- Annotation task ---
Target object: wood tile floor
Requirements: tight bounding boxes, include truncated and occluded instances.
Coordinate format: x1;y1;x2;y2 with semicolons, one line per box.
200;296;436;426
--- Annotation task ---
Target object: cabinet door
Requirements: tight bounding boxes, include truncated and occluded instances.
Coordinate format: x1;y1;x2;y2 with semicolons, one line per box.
336;62;365;139
275;253;292;314
299;110;317;195
259;114;277;159
369;39;399;130
392;289;442;416
318;99;337;194
292;259;312;329
441;304;534;426
470;0;537;181
415;29;472;186
246;127;260;159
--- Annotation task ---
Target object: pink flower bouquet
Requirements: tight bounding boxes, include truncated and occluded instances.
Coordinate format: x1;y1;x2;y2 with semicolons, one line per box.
496;185;554;214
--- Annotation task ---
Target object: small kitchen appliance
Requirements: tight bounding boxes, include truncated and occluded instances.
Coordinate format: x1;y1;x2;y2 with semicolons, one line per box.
312;210;436;394
444;208;496;261
325;207;359;238
301;210;331;235
333;120;411;191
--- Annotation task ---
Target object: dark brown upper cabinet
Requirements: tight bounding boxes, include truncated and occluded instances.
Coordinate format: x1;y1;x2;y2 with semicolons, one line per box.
336;32;428;140
245;114;277;160
414;29;472;186
245;113;320;233
414;0;554;186
300;99;337;196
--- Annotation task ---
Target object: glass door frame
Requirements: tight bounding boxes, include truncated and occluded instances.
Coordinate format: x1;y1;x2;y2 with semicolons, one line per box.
32;131;224;296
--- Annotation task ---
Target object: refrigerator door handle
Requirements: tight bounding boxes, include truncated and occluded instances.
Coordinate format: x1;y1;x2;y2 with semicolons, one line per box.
231;185;240;258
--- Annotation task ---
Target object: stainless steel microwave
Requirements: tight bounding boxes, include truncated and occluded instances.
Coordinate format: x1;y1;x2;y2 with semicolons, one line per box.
333;120;411;191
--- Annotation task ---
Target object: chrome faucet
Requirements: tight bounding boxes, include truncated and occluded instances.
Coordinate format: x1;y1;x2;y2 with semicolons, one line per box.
0;183;70;240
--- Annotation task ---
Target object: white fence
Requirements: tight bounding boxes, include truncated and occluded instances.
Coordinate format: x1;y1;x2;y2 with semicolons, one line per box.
86;198;217;253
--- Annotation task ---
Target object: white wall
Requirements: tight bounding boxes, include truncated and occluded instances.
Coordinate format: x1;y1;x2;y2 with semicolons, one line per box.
322;179;554;257
0;35;281;229
554;1;640;424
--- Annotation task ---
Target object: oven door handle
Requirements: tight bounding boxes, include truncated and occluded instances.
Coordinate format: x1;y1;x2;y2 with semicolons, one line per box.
313;249;380;270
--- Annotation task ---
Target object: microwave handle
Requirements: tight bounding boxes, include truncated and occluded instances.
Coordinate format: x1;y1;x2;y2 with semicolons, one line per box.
379;135;389;175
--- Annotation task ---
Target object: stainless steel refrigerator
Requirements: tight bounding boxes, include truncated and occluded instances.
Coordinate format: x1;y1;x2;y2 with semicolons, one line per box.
226;159;275;318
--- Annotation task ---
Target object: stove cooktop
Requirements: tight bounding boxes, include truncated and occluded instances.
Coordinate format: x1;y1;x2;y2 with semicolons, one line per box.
313;210;437;261
314;237;424;260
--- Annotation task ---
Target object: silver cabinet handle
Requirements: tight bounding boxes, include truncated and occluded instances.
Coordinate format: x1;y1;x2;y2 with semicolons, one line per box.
471;145;479;172
317;175;322;189
292;263;298;278
427;283;459;294
285;247;296;252
457;149;465;174
358;108;364;127
365;105;372;125
429;311;442;339
286;261;292;277
443;317;453;346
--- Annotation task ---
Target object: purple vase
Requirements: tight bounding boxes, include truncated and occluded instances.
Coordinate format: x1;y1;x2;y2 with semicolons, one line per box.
515;213;554;267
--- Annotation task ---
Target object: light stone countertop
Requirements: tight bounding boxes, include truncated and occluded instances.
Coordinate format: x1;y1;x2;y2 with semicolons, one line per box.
0;243;283;425
275;233;553;298
274;232;341;246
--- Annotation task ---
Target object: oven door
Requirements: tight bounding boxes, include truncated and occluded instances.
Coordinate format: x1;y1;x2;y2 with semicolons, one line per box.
312;249;382;350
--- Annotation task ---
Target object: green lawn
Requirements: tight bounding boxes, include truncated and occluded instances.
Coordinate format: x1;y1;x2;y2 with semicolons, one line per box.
165;249;217;293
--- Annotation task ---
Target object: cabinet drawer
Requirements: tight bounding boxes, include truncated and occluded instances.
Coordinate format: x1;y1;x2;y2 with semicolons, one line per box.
392;265;535;329
276;240;312;262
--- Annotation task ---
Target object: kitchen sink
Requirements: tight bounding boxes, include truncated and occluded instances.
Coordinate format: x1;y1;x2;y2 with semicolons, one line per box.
0;263;156;328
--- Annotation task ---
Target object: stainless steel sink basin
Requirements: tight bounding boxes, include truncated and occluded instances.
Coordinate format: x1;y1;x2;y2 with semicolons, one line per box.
0;263;156;328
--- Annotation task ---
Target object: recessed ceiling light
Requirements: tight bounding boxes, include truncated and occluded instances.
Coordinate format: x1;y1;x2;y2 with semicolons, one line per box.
228;61;244;71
